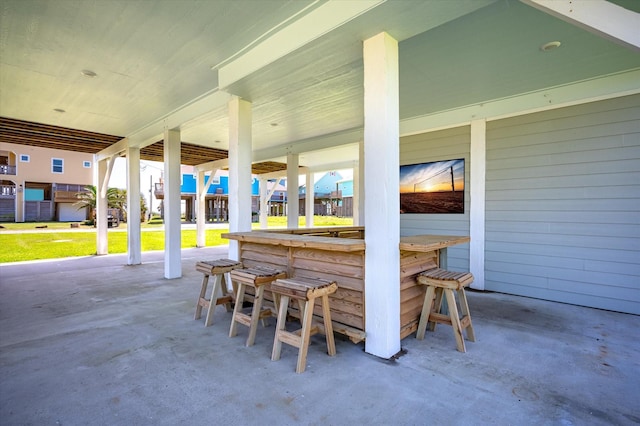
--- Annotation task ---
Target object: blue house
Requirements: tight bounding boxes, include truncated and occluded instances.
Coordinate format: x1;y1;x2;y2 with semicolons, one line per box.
300;171;354;216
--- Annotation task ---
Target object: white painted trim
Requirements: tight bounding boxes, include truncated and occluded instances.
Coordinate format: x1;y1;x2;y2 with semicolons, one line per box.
522;0;640;51
400;70;640;136
217;0;384;88
469;120;486;290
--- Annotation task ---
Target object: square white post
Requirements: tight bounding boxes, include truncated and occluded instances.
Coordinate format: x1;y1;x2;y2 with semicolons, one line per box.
196;170;207;247
126;145;142;265
470;120;486;290
305;170;314;227
164;128;182;279
96;156;115;255
228;97;253;260
287;153;299;229
363;32;400;358
259;177;268;229
354;141;365;226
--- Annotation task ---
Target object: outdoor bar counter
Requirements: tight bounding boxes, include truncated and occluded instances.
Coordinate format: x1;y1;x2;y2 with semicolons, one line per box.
222;227;469;343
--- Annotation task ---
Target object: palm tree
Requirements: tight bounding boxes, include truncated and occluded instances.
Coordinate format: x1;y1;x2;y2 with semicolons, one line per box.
74;185;122;222
75;186;148;223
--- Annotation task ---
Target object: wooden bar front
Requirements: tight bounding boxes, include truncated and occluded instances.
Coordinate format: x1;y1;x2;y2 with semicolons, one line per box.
222;227;469;343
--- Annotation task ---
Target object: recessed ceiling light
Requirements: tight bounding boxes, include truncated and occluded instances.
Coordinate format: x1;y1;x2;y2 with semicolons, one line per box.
81;69;97;78
53;108;66;113
540;41;561;52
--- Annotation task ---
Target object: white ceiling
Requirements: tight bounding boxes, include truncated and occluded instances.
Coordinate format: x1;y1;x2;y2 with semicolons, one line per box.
1;0;639;171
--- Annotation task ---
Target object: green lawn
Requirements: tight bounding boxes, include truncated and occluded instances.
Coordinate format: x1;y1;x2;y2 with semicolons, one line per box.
0;216;353;263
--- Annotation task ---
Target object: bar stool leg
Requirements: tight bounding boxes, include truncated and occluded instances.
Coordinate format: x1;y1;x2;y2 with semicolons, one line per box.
297;298;315;374
194;274;209;321
246;285;266;347
457;288;476;342
429;287;444;332
229;283;246;338
416;285;435;340
271;295;290;362
444;289;466;353
220;273;233;312
205;273;224;327
321;294;336;356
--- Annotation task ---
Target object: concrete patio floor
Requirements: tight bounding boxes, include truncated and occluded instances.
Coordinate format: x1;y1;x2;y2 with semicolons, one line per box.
1;246;638;425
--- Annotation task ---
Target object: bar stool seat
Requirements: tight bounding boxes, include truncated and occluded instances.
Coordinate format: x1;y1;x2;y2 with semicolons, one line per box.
416;268;476;352
270;277;338;373
194;259;243;327
229;266;286;346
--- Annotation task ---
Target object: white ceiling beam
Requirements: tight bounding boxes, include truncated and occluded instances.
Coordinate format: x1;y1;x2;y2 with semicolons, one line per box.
194;158;229;173
522;0;640;52
216;0;384;89
127;90;232;148
400;69;640;136
252;127;363;163
96;137;129;161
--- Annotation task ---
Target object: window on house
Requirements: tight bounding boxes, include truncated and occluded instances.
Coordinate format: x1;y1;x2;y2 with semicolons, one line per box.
52;158;64;173
20;154;30;162
83;161;91;168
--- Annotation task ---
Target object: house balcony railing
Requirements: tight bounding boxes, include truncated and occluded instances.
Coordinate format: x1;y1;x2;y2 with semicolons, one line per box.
0;184;16;198
0;165;16;175
154;183;164;199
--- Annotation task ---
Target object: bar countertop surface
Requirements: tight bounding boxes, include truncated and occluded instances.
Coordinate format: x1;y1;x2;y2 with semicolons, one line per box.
222;229;469;253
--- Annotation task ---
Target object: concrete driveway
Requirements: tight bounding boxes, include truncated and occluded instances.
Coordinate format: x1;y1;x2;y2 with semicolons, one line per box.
1;246;638;425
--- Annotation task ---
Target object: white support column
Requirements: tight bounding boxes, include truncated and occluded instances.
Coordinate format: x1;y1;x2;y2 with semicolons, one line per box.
126;145;142;265
164;128;182;279
354;141;364;226
196;170;213;247
259;177;268;229
305;169;314;227
470;120;486;290
15;180;24;222
363;32;400;358
96;156;116;255
228;97;253;260
286;153;299;229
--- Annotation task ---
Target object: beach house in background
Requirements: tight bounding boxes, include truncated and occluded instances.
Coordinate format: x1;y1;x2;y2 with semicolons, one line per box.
154;167;355;221
300;171;354;217
0;142;93;222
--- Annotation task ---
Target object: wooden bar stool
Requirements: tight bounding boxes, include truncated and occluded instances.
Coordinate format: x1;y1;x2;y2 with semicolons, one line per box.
416;268;476;352
270;277;338;373
194;259;243;327
229;266;286;346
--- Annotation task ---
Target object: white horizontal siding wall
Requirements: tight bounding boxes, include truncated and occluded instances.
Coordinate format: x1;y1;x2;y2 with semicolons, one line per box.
400;126;470;271
485;94;640;315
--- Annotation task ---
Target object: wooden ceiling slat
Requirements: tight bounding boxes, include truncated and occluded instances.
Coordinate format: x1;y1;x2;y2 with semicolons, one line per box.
1;117;288;174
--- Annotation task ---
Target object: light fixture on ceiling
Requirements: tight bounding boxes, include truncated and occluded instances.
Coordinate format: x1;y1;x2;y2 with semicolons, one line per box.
540;41;561;52
53;108;66;113
270;123;278;127
81;69;97;78
214;140;221;144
